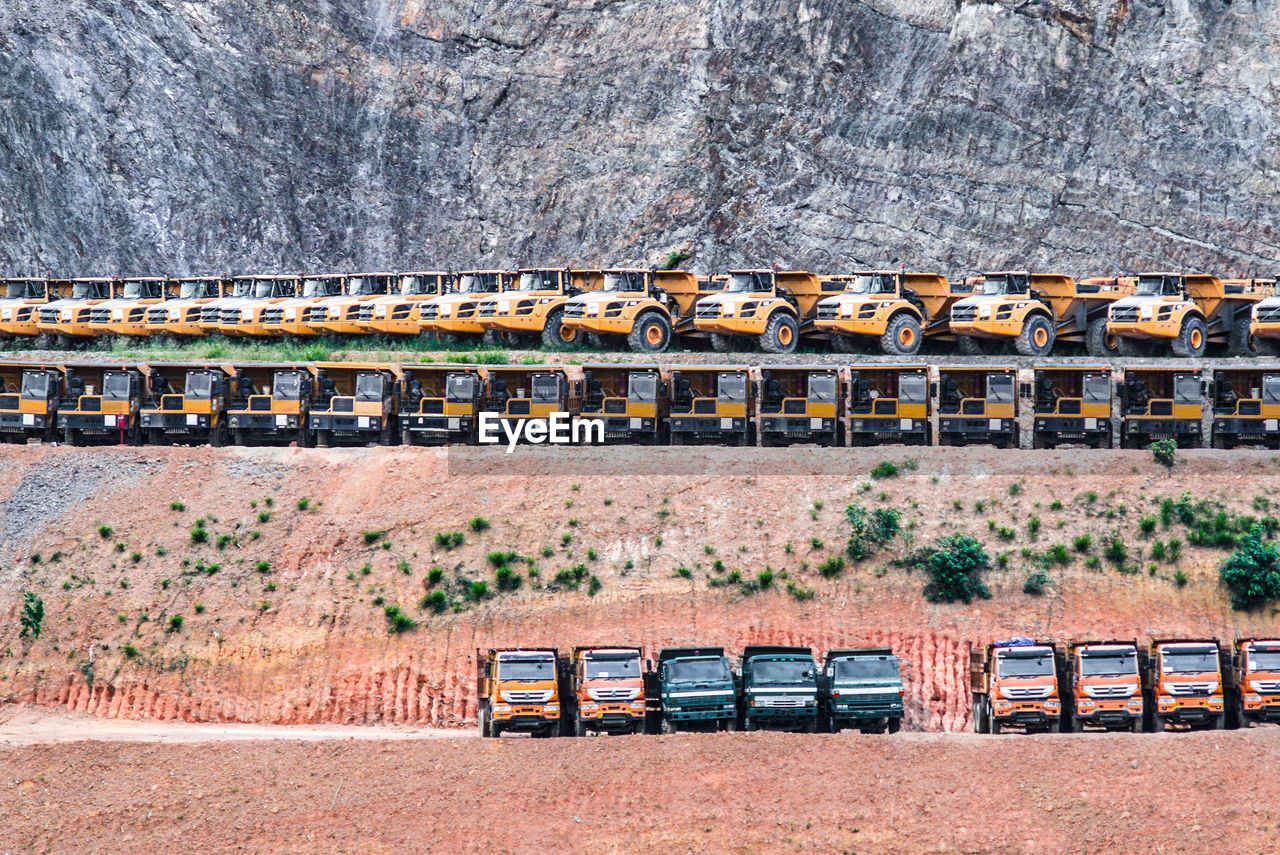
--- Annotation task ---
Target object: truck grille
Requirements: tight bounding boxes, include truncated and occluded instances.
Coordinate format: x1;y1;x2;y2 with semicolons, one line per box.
477;302;496;318
816;304;838;321
261;307;284;325
1253;679;1280;693
696;303;721;319
420;305;440;321
147;306;169;324
201;306;222;324
500;690;553;704
1002;685;1053;700
304;306;329;324
220;307;242;325
1256;306;1280;324
563;303;585;319
589;687;638;701
951;306;977;322
1111;306;1139;323
39;307;60;325
89;308;111;325
1166;682;1215;696
357;305;375;322
1085;685;1135;698
753;696;807;708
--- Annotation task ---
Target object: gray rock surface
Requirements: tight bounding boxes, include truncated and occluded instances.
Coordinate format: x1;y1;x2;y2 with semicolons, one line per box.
1;0;1277;278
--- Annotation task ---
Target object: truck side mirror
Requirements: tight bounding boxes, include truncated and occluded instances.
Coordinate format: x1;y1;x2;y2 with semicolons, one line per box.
929;381;938;398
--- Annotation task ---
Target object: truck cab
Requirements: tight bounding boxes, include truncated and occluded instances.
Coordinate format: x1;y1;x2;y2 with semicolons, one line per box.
477;648;567;738
57;364;146;446
562;269;715;352
1065;641;1143;732
1210;369;1280;449
139;364;235;446
1120;368;1204;449
480;367;576;435
0;278;54;340
645;647;738;733
568;647;646;736
359;272;451;335
1226;638;1280;726
312;272;394;335
758;367;841;447
260;275;346;336
419;270;512;341
219;275;299;336
477;268;602;349
95;277;174;336
822;648;904;733
227;364;317;446
816;271;961;355
738;645;819;732
1144;639;1226;731
694;269;831;354
668;367;752;445
847;366;930;446
37;277;114;339
147;277;226;337
580;364;664;444
399;365;486;445
0;363;63;443
1031;367;1113;449
971;639;1061;734
937;367;1018;447
309;362;402;446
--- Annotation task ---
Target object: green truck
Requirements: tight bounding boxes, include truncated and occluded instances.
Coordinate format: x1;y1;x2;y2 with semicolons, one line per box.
821;648;904;733
738;645;820;732
644;647;738;733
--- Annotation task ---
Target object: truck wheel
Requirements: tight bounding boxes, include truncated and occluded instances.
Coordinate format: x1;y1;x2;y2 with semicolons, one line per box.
1151;714;1165;733
723;718;737;732
628;311;672;352
1015;314;1055;357
802;720;817;734
744;716;757;732
887;717;901;734
956;335;983;356
1114;336;1145;356
316;430;331;449
1171;316;1207;357
1071;716;1085;734
478;706;490;738
760;313;799;354
1131;717;1143;733
1210;712;1225;730
1085;317;1120;356
987;701;1001;735
574;718;587;737
541;309;579;349
1229;316;1256;356
880;314;922;355
62;427;78;446
233;429;248;446
209;422;228;448
709;333;737;353
972;700;986;733
1255;334;1279;356
659;717;676;735
298;428;315;448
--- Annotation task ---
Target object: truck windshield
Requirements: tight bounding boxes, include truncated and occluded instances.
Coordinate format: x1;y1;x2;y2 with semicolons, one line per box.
808;373;838;402
230;279;254;297
997;651;1054;677
628;373;658;403
303;278;340;298
899;374;927;404
531;375;561;404
1084;375;1111;403
122;281;162;300
584;656;641;680
254;281;277;299
399;275;435;296
103;372;133;401
833;658;899;682
987;375;1015;403
753;659;814;685
500;658;555;681
347;277;382;296
667;658;730;684
20;371;51;399
273;371;304;400
5;281;41;298
458;274;500;294
847;274;895;295
180;280;218;300
603;272;645;292
72;281;110;300
1174;375;1200;404
1264;375;1280;405
185;372;215;399
446;374;477;402
1249;648;1280;671
718;373;747;403
726;272;771;293
355;374;384;402
1162;648;1218;674
1080;650;1137;676
980;276;1014;296
517;272;557;291
1136;275;1178;296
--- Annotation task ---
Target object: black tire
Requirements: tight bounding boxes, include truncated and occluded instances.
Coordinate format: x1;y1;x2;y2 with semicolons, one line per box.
62;427;78;446
1015;313;1055;357
233;429;249;447
709;333;737;353
1131;717;1143;734
1210;712;1225;730
987;701;1001;735
1151;714;1165;733
744;716;757;732
880;313;923;355
956;335;983;356
209;421;227;448
628;311;672;353
802;719;817;734
574;718;587;738
760;313;799;354
1086;317;1121;357
1071;716;1085;734
1171;315;1207;357
1229;315;1256;356
887;717;901;734
723;718;736;733
481;329;505;347
973;700;986;734
298;428;315;448
541;309;579;349
316;429;331;449
1255;334;1279;356
478;706;490;738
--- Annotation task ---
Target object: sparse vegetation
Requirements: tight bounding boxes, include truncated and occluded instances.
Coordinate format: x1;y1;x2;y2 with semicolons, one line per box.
420;590;449;613
786;582;815;601
19;592;44;639
1023;570;1049;596
169;501;186;512
98;525;113;539
818;556;845;578
494;566;522;592
434;531;465;550
257;511;272;524
1150;438;1177;468
468;517;491;533
1072;533;1093;554
427;567;445;586
845;503;901;561
870;461;900;480
1103;533;1128;567
363;530;386;545
190;524;208;544
168;615;184;632
296;497;310;511
384;604;416;633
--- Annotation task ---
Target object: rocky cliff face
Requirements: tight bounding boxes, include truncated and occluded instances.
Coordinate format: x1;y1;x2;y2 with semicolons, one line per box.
1;0;1277;277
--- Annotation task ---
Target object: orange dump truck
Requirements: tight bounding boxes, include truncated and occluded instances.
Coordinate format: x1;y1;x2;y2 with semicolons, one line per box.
693;269;840;354
477;648;568;738
971;639;1062;734
561;269;720;352
814;270;970;355
1225;638;1280;727
1062;640;1143;732
567;646;647;736
1142;639;1226;731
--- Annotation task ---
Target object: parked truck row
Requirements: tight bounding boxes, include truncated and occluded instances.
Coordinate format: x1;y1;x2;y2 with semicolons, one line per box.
6;269;1280;356
476;645;905;738
3;359;1280;450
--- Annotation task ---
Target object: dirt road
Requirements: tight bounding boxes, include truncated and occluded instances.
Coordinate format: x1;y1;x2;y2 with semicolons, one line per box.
1;713;1277;854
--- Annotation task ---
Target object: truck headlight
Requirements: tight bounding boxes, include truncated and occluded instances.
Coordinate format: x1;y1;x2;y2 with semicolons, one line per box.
545;703;559;713
493;704;511;713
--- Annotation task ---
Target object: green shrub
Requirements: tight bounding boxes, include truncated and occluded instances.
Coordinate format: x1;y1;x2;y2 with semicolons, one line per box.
1151;540;1167;561
786;582;815;601
1139;516;1157;537
561;533;573;547
123;643;138;658
1072;533;1093;554
586;548;598;561
845;503;901;561
398;560;411;575
870;461;900;480
553;564;589;590
169;501;185;512
1008;482;1022;497
1027;516;1041;539
190;525;208;544
1219;527;1280;610
216;534;233;550
1103;533;1127;567
257;512;272;524
468;517;491;533
1166;538;1182;562
1023;570;1049;596
757;569;774;589
420;590;449;613
674;566;692;579
995;526;1016;542
487;550;519;567
168;614;184;632
363;530;386;545
1173;569;1189;588
1045;544;1071;566
129;551;142;563
818;556;845;578
588;575;603;596
98;525;113;539
427;567;445;586
296;497;310;511
1049;499;1063;511
495;566;522;592
434;531;465;549
1150;438;1177;468
256;560;270;573
467;580;490;602
115;542;126;553
19;592;44;639
194;602;205;614
810;537;824;550
909;535;992;604
384;605;416;633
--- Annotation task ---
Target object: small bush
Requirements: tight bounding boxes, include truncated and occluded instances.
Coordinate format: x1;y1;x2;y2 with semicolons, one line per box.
468;517;491;533
1219;527;1280;610
255;560;270;573
97;525;113;539
420;590;449;613
587;575;603;596
1023;570;1049;596
169;501;185;512
265;582;277;592
296;497;310;511
487;550;519;567
427;567;445;586
818;556;845;578
123;643;138;658
216;533;233;550
674;566;692;579
115;542;126;553
495;566;522;592
586;548;599;561
1174;569;1189;588
19;592;44;639
757;569;774;589
1139;515;1158;537
1027;516;1041;540
1008;482;1023;497
362;530;386;545
360;563;372;575
194;602;205;614
434;531;465;550
846;503;901;561
912;534;992;604
1151;540;1167;561
1150;438;1177;468
1045;544;1071;566
467;580;490;602
1048;499;1063;511
786;582;815;601
810;537;824;551
870;461;900;480
1072;533;1093;554
1085;555;1101;570
1166;538;1182;562
129;552;142;564
190;525;208;544
541;546;554;558
1103;533;1128;567
257;512;271;524
168;615;184;632
561;533;573;547
384;605;416;634
996;526;1016;542
553;564;589;590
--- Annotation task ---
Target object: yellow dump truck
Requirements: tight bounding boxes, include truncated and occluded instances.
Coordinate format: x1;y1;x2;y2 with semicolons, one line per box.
479;366;578;439
0;362;63;443
948;272;1132;356
0;278;56;342
1210;368;1280;449
257;274;345;336
846;365;930;446
562;269;720;352
1247;290;1280;355
1107;273;1272;357
146;277;226;337
199;276;258;332
757;366;841;446
667;367;752;445
309;362;402;446
226;363;317;446
477;268;603;348
56;363;147;445
937;366;1018;447
37;277;114;340
93;277;176;337
359;272;452;335
1120;367;1204;448
311;273;395;335
814;271;971;355
139;363;236;446
693;270;841;353
419;270;512;342
1031;366;1114;449
580;364;665;444
216;275;300;336
398;364;486;445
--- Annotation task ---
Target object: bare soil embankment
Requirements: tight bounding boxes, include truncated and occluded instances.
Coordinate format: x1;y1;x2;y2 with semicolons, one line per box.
2;444;1278;732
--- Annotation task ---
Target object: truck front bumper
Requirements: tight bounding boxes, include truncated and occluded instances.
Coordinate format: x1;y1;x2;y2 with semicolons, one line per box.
59;412;133;431
760;415;836;440
939;417;1015;438
670;415;746;440
400;414;473;442
0;412;50;432
311;414;385;434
